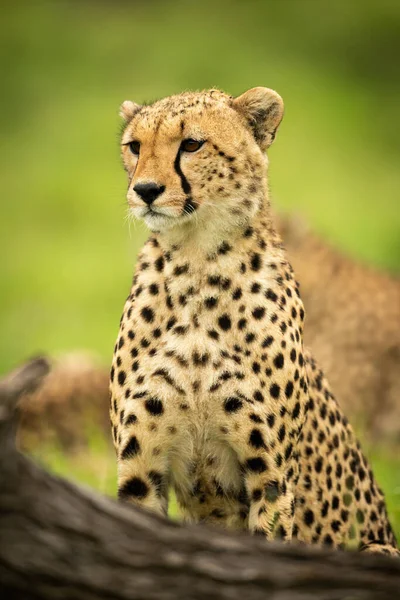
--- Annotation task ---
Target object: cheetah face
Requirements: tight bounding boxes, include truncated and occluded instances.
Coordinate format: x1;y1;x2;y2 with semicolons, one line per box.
120;88;283;233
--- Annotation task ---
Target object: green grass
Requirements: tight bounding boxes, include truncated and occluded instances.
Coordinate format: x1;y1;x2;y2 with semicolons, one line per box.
368;448;400;536
3;0;400;542
32;434;117;498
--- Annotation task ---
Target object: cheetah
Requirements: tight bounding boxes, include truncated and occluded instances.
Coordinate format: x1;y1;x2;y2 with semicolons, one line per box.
109;87;399;555
276;212;400;441
19;352;110;451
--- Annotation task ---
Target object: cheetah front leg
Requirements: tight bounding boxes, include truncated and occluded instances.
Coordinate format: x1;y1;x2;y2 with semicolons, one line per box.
222;414;299;542
244;455;297;541
116;399;172;517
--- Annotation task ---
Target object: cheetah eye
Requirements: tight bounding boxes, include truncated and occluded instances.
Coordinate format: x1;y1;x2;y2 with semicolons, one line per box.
181;139;204;153
128;141;140;155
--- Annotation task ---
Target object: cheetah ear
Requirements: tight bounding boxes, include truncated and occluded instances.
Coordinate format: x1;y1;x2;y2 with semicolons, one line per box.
233;87;284;150
119;100;141;122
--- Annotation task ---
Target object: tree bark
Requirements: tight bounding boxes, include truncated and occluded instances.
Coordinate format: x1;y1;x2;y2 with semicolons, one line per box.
0;359;399;600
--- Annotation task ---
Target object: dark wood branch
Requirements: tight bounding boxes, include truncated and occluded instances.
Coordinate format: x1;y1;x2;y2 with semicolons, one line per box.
0;359;399;599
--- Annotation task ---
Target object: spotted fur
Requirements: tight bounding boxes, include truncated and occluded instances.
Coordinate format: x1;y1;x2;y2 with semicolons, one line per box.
276;212;400;441
110;88;398;555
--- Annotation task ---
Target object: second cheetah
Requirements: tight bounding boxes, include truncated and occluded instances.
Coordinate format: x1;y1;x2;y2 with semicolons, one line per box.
276;212;400;441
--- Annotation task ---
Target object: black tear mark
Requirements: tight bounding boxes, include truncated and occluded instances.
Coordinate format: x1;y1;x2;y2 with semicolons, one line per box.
174;148;191;195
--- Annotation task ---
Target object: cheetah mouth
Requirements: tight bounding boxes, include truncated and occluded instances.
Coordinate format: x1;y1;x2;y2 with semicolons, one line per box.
143;208;174;221
134;204;195;230
140;207;178;229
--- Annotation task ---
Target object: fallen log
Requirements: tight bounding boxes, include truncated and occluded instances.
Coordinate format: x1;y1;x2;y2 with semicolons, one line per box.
0;358;399;599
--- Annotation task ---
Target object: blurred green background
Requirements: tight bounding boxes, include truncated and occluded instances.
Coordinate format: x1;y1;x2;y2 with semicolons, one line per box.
1;1;399;534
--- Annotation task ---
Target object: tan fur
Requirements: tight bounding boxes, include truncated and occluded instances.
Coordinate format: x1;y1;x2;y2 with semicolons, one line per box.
110;88;398;554
19;353;110;451
276;213;400;441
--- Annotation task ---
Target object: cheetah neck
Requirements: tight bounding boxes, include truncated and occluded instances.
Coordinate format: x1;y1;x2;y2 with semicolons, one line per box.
156;194;276;263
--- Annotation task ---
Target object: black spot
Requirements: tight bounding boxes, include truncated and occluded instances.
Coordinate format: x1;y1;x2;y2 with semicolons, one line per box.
149;283;159;295
118;477;149;500
166;317;177;330
145;397;164;416
154;256;164;271
262;335;274;348
269;383;280;399
323;534;334;547
118;370;126;386
174;325;188;335
254;390;264;403
218;241;232;254
125;414;137;426
252;307;265;320
218;314;231;330
340;509;349;522
250;253;262;271
208;275;221;287
205;296;218;309
267;414;275;428
238;318;247;329
173;264;189;276
285;381;294;398
208;329;219;340
315;457;323;473
224;397;243;413
303;509;314;526
292;402;301;419
252;489;262;501
121;436;141;459
331;520;341;533
193;351;209;366
232;288;242;300
249;429;265;449
265;288;278;302
246;457;267;473
273;353;284;369
251;282;261;293
141;306;155;323
250;413;263;423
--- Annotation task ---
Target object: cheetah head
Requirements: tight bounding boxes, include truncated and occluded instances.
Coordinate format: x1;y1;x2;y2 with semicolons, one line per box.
120;87;283;234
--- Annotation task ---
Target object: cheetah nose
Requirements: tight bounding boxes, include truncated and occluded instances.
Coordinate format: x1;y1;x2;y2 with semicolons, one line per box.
133;182;165;205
